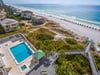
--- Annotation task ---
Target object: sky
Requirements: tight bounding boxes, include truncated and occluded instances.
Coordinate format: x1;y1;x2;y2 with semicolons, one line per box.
3;0;100;5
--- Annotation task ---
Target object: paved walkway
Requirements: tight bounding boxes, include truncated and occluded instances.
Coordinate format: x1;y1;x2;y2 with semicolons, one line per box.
65;51;84;55
63;42;98;75
85;43;91;53
27;41;97;75
88;52;97;75
84;42;98;75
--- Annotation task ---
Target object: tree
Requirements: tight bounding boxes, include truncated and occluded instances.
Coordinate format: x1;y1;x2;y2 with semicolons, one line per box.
4;6;23;21
0;25;4;33
35;40;42;49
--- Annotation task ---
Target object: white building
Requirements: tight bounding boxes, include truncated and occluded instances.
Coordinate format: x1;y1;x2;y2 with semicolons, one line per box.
9;6;17;12
14;9;22;16
9;6;21;16
0;18;18;32
21;11;33;20
32;15;46;25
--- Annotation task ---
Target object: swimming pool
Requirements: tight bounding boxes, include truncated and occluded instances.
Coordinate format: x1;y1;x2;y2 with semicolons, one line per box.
10;42;33;63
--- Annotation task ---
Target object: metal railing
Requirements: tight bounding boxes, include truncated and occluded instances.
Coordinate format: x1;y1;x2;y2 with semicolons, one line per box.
19;33;37;51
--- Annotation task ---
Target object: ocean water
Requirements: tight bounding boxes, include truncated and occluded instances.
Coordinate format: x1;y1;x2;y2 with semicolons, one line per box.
14;4;100;27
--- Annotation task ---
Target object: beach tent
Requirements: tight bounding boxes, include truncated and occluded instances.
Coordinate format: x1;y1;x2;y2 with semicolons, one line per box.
33;49;45;60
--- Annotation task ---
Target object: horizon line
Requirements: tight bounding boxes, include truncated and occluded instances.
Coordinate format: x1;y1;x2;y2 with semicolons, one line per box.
6;3;100;6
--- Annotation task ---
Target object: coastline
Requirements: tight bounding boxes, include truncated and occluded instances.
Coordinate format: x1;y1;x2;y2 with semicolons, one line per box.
13;5;100;30
12;5;100;43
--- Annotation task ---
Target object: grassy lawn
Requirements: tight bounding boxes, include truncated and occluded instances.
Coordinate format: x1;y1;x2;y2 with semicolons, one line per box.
0;28;29;39
0;30;21;39
55;55;92;75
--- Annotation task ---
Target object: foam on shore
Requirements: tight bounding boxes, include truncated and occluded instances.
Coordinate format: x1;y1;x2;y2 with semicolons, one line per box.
11;5;100;31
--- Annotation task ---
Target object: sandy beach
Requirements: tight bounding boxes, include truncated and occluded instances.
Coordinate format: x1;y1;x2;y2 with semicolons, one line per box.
13;6;100;43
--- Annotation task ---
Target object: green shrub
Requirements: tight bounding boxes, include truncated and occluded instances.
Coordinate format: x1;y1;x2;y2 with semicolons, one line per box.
19;23;25;26
47;44;55;51
35;40;42;49
37;33;54;41
66;38;77;44
66;44;71;50
0;25;4;31
44;40;51;45
55;55;91;75
71;45;84;50
4;6;23;21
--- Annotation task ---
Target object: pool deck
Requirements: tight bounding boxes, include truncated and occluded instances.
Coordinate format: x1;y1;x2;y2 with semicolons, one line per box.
0;34;36;75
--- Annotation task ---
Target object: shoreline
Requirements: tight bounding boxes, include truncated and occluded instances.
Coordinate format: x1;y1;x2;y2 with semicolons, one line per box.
11;5;100;43
13;5;100;30
12;5;100;30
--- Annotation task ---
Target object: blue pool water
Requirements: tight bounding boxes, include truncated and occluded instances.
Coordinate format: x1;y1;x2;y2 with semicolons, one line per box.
10;42;33;63
5;44;8;46
21;65;27;71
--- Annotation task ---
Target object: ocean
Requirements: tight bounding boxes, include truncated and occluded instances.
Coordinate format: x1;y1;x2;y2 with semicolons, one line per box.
14;4;100;27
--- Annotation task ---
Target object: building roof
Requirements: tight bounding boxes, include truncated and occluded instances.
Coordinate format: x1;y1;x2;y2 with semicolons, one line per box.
22;10;33;13
32;15;46;21
32;16;41;20
33;50;45;60
0;18;18;26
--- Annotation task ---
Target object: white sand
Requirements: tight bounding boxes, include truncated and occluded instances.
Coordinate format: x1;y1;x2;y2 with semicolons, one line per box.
13;6;100;43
